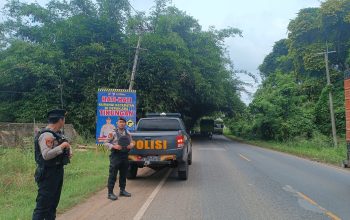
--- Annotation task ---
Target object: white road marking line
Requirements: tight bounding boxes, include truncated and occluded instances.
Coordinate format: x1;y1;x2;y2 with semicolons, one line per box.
133;169;172;220
197;148;226;151
226;135;350;174
239;154;251;162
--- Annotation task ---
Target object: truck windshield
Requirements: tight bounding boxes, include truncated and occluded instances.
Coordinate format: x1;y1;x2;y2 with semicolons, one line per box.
137;119;181;131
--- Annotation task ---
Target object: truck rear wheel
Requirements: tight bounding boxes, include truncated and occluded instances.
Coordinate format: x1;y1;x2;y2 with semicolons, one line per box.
188;151;192;165
127;165;138;179
178;161;189;180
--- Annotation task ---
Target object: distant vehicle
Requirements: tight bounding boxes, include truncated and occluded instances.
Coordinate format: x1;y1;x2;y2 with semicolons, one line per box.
128;113;192;180
214;118;224;135
200;119;214;139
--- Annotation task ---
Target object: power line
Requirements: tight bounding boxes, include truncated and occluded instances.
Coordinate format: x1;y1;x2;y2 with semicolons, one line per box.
127;0;142;16
0;90;88;96
126;0;152;31
0;90;31;94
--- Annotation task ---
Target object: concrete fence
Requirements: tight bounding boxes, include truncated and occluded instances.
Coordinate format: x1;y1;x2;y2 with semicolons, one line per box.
0;123;78;148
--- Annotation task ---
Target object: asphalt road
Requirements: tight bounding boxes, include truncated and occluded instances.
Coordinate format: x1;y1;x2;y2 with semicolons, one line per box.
58;135;350;220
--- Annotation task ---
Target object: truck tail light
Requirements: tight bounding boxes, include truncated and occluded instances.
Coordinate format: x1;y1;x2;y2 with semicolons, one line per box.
176;135;184;148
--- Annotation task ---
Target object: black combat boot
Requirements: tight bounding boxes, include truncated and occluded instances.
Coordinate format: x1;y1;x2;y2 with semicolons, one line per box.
120;189;131;197
108;191;118;201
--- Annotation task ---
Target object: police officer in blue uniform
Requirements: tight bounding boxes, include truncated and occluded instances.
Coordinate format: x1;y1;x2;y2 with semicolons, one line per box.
33;109;72;220
104;117;134;200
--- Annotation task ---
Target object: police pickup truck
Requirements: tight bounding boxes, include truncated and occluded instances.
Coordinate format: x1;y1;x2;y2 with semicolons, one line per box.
128;113;192;180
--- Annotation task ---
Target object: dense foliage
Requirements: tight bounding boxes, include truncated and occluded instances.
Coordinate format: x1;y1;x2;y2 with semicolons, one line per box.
0;0;244;136
229;0;350;142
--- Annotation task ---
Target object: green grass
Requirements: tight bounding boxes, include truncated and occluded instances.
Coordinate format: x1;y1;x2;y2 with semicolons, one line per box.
224;131;347;166
0;147;109;220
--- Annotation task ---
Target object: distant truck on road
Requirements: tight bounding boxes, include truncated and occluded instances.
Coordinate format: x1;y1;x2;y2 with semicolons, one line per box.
128;113;192;180
200;119;214;139
214;118;224;135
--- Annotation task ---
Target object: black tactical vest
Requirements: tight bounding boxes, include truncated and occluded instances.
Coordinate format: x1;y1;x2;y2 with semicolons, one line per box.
34;129;64;167
111;130;131;156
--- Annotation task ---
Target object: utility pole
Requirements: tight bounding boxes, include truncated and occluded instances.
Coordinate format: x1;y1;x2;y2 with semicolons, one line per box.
316;43;337;147
128;35;142;91
58;77;64;109
58;77;65;134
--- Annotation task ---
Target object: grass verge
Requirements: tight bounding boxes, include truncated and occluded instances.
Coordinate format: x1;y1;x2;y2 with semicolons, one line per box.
0;147;109;220
224;132;347;166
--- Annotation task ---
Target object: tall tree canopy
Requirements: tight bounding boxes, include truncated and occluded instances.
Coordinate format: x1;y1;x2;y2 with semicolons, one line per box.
0;0;244;135
232;0;350;141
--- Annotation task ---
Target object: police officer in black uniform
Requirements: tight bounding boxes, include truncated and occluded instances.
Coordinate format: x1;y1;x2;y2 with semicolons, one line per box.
104;117;134;200
33;109;72;220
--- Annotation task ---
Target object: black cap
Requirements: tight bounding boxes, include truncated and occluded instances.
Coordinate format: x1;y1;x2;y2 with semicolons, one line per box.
118;117;126;122
47;109;66;118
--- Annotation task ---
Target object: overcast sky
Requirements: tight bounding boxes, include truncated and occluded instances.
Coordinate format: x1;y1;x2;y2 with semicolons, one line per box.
130;0;321;103
0;0;321;103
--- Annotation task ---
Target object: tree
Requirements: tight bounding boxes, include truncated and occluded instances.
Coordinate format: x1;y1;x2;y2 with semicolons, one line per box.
234;0;350;141
0;0;245;135
259;39;292;78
